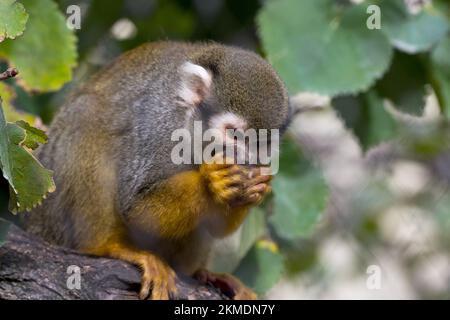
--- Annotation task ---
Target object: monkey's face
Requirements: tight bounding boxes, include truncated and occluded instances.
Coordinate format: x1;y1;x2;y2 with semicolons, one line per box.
193;94;285;167
179;49;290;133
178;51;290;166
210;66;291;135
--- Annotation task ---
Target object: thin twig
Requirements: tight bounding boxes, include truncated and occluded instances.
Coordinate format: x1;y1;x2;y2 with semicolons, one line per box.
0;68;18;81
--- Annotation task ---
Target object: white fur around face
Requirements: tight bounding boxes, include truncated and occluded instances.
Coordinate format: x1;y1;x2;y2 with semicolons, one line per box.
178;62;212;107
209;112;253;164
209;112;248;133
209;112;247;146
181;62;212;87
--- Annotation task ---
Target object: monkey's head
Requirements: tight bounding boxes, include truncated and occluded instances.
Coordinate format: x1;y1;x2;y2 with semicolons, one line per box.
177;44;290;163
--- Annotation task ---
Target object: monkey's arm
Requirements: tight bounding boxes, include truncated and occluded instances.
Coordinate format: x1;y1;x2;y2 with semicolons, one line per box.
126;169;212;239
95;159;271;300
84;166;248;300
126;159;272;240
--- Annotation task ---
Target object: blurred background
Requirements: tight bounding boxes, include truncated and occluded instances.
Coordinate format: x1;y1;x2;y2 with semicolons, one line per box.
1;0;450;299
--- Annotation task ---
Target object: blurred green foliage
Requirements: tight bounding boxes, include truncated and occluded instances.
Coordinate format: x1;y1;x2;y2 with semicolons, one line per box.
270;139;328;240
0;0;77;91
1;0;450;298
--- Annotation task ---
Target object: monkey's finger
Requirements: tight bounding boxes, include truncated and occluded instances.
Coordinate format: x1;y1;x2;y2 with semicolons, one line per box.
151;279;169;300
167;277;178;299
232;192;262;207
248;193;263;204
248;166;273;179
166;268;178;297
218;186;240;201
139;275;152;300
246;183;267;195
210;177;241;192
246;174;272;187
235;182;272;206
208;165;241;180
224;174;247;188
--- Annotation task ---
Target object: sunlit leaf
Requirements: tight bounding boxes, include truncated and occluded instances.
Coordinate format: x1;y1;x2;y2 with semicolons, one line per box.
0;0;77;91
15;120;47;149
0;82;36;123
0;0;28;42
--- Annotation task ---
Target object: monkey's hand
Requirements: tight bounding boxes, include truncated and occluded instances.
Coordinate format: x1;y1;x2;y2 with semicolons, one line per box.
200;155;272;208
194;269;257;300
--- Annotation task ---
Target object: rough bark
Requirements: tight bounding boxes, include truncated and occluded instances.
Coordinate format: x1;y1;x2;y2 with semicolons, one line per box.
0;223;224;300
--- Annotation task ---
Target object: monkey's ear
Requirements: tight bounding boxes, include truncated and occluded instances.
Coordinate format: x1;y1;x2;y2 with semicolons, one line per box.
178;62;212;107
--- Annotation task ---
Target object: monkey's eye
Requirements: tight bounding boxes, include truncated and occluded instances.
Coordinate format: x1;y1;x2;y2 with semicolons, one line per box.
224;124;234;131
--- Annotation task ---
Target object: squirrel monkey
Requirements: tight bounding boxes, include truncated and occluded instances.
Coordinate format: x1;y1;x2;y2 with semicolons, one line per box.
25;42;290;300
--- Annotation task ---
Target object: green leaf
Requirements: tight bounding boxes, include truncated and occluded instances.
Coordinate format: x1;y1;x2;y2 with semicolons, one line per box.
270;174;326;240
257;0;393;95
376;52;427;116
381;0;449;54
0;0;77;91
0;100;55;213
237;207;267;259
332;94;368;146
0;82;37;123
15;120;47;149
363;90;397;148
210;207;266;273
433;194;450;236
432;68;450;117
234;240;284;295
431;36;450;115
0;0;28;42
434;0;450;14
333;90;398;150
432;36;450;74
0;218;11;246
269;138;328;240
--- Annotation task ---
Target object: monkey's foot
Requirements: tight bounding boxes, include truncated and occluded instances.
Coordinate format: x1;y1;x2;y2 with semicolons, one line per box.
138;254;178;300
200;156;272;207
85;243;178;300
193;269;257;300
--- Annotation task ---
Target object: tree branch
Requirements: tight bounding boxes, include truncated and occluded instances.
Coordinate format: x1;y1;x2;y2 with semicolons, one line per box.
0;68;18;81
0;224;225;300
